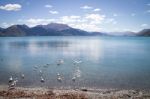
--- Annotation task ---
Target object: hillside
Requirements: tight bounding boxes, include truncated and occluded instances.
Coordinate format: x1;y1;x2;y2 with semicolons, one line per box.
137;29;150;36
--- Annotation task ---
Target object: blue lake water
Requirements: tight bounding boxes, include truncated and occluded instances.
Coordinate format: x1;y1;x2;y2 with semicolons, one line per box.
0;36;150;89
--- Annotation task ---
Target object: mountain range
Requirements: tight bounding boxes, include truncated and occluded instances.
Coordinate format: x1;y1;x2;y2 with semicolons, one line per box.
0;23;150;37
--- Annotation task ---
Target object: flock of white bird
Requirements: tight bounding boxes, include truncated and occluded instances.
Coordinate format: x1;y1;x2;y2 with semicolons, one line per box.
8;59;82;89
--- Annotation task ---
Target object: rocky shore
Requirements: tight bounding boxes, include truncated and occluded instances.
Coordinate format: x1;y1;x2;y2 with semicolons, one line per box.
0;86;150;99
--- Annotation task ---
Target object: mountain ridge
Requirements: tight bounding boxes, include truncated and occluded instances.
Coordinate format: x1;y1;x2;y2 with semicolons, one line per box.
0;23;149;37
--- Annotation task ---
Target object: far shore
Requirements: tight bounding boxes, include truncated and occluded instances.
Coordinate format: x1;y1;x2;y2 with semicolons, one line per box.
0;85;150;99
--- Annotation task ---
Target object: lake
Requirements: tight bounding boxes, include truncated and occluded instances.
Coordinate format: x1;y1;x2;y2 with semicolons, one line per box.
0;36;150;89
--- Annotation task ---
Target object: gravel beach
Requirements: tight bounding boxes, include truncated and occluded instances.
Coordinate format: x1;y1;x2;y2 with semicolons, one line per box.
0;86;150;99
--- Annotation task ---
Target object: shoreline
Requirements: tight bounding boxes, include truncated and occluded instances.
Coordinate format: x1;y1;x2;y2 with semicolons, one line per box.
0;86;150;99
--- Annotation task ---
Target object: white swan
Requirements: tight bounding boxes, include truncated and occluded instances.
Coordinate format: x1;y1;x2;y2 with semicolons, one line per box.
40;76;45;83
73;60;82;65
9;76;13;83
57;59;64;65
57;76;62;82
57;73;63;82
9;78;18;89
72;76;76;82
57;73;60;76
21;74;25;79
9;80;18;87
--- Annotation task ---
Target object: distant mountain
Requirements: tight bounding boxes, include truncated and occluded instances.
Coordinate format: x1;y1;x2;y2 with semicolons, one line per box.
0;27;4;31
0;27;4;36
137;29;150;36
107;31;136;36
122;31;136;36
0;23;149;37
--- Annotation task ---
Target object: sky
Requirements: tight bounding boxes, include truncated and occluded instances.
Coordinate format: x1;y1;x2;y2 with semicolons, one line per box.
0;0;150;32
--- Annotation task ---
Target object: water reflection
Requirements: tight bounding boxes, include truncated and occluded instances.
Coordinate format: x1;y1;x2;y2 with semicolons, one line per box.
3;39;102;61
62;39;102;61
8;41;70;48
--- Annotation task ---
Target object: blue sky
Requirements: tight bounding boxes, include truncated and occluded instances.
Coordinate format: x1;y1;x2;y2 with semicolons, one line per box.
0;0;150;32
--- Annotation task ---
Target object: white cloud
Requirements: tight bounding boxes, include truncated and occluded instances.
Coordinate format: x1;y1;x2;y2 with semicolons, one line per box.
60;15;82;23
1;22;14;28
1;22;9;28
93;8;101;12
81;5;93;10
0;4;21;11
45;5;53;8
61;16;76;23
49;10;59;14
141;24;148;27
72;23;102;32
23;18;56;27
85;14;105;24
69;15;81;19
